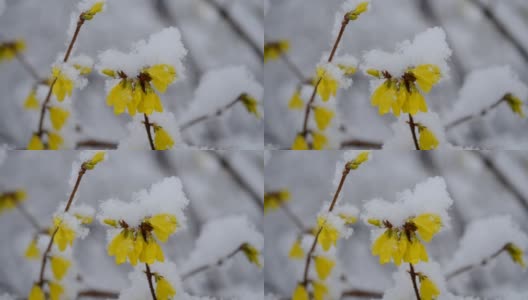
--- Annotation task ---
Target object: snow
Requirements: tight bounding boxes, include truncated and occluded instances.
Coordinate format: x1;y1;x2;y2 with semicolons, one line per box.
362;177;453;228
444;215;528;274
181;215;263;274
382;262;447;300
179;66;263;125
444;66;528;124
331;0;372;42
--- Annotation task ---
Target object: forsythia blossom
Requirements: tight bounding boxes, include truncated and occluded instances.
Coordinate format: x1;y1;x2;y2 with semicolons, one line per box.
264;189;291;213
0;190;26;214
0;39;26;62
264;40;290;62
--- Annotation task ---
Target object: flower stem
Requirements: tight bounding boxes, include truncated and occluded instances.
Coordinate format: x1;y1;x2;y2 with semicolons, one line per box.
179;95;242;131
36;16;86;140
143;114;156;150
145;263;158;300
446;245;507;279
301;166;351;288
300;16;350;143
408;114;420;150
409;263;422;300
445;97;505;130
37;166;87;287
181;245;243;280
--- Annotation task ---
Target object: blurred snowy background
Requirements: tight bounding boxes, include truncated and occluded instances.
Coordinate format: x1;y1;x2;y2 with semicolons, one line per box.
0;150;263;299
0;0;263;149
264;150;528;299
264;0;528;149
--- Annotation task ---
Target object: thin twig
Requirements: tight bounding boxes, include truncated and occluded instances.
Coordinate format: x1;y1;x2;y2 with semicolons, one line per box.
341;288;383;298
145;263;158;300
182;245;243;280
36;16;85;139
408;114;420;150
76;139;118;149
300;16;349;142
212;152;263;210
446;245;506;279
76;289;119;299
202;0;263;60
143;114;156;150
445;98;505;130
408;263;422;300
179;96;242;131
340;139;383;149
301;166;351;287
37;166;87;287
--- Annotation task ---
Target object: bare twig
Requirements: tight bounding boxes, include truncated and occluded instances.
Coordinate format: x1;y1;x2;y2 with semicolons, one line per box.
408;114;420;150
143;114;156;150
408;263;422;300
341;288;383;298
182;245;243;280
145;263;158;300
179;96;242;131
76;139;118;149
76;289;119;299
446;245;507;279
340;139;382;149
445;98;505;130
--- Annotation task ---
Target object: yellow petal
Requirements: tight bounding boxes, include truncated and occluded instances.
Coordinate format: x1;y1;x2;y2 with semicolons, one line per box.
317;217;340;251
149;213;178;242
419;277;440;300
156;277;176;300
51;256;71;280
289;240;304;259
412;213;442;242
313;281;329;300
138;88;163;115
291;135;309;150
107;79;134;115
288;90;305;110
312;131;328;150
28;135;45;150
411;64;441;93
145;64;176;93
242;243;262;268
371;80;397;115
313;106;335;131
506;243;526;268
25;239;40;259
314;256;335;280
49;281;64;300
49;107;70;131
47;132;64;150
240;94;261;118
28;285;45;300
316;67;339;102
52;67;74;102
24;90;40;110
292;285;309;300
108;230;133;265
154;126;175;151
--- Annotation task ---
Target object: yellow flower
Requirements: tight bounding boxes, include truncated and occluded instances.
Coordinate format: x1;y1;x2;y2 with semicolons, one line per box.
25;239;40;259
313;281;329;300
242;243;262;268
83;151;106;170
264;190;291;213
403;234;428;264
417;126;439;151
346;151;370;170
24;90;40;110
371;80;398;115
506;243;526;268
337;64;356;76
366;69;381;78
316;67;339;102
394;233;409;266
288;90;305;110
292;285;309;300
401;85;427;115
153;126;175;151
372;230;398;264
82;1;105;20
28;285;45;300
289;240;304;259
504;94;525;118
48;132;64;150
145;64;177;93
140;236;165;264
313;106;334;131
129;232;145;266
51;256;71;280
137;87;164;115
0;39;26;61
367;219;382;227
53;217;76;251
156;277;176;300
0;190;27;212
108;230;134;265
49;107;70;131
312;132;328;150
51;67;74;102
314;256;335;280
291;135;309;150
101;69;116;77
410;64;441;93
317;217;340;251
28;134;45;150
264;40;290;62
339;213;357;225
103;219;118;227
107;79;136;115
419;276;440;300
240;94;261;118
348;2;369;20
148;214;178;242
411;213;442;242
75;213;94;224
49;281;64;300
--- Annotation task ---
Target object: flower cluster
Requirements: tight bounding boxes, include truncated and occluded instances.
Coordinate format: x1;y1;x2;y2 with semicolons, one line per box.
0;39;26;62
0;189;26;214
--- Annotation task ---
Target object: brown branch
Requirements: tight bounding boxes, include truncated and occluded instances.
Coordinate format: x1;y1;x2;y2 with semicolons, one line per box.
179;96;242;131
408;114;420;150
300;16;350;143
76;139;118;149
145;263;158;300
408;263;422;300
340;139;382;149
76;289;119;299
445;98;505;130
301;166;351;287
468;0;528;63
341;288;383;299
36;16;86;139
37;166;87;287
182;245;243;280
143;114;156;150
202;0;263;60
212;152;263;210
446;245;507;279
